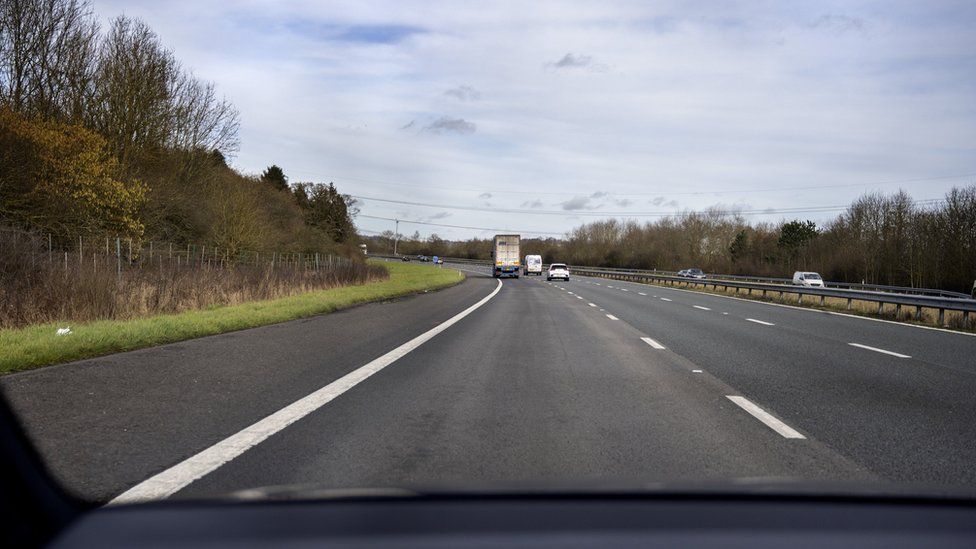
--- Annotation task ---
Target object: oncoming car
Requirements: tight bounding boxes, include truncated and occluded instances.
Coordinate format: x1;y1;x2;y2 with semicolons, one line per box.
793;271;825;287
547;263;570;281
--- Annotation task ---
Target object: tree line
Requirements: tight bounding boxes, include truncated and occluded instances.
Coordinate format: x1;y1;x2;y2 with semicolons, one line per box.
368;186;976;293
0;0;358;256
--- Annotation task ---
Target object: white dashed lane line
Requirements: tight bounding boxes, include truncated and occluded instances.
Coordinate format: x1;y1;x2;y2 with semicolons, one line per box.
660;298;672;302
638;292;647;296
848;343;911;359
606;314;617;319
641;337;666;350
588;303;597;307
726;396;806;439
693;305;711;311
746;318;775;326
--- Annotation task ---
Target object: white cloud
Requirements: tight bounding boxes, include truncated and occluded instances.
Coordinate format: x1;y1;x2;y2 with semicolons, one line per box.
90;0;976;239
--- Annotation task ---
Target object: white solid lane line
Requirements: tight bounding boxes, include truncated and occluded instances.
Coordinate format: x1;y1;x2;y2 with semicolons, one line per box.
606;314;619;320
660;298;672;302
746;318;774;326
641;337;666;349
726;396;806;439
110;279;506;504
588;303;597;307
848;343;911;359
693;305;711;311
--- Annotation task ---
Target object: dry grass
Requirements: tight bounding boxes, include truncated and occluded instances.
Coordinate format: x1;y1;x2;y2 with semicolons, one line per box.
0;229;387;329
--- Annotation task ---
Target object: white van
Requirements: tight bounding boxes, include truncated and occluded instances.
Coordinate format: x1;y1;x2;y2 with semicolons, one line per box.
524;255;543;275
792;271;825;287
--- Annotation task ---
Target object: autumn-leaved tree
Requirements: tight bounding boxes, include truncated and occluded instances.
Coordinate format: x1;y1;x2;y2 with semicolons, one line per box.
0;108;145;237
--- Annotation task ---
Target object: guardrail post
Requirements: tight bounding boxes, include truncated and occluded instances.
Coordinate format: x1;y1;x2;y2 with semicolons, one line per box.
877;302;883;315
797;293;803;304
819;295;825;306
938;308;945;326
846;298;852;310
964;311;970;327
915;306;922;320
895;303;902;318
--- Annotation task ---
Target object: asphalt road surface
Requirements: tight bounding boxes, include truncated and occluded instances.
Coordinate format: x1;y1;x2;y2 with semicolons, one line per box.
2;262;975;503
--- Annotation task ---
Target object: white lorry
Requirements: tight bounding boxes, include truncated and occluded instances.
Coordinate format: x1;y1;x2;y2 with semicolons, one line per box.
492;235;521;278
524;254;543;276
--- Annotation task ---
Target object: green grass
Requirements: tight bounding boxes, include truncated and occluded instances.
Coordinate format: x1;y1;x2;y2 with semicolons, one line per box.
0;261;464;375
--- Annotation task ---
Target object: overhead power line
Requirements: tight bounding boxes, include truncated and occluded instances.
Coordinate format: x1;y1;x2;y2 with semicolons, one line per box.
357;214;564;236
351;194;947;218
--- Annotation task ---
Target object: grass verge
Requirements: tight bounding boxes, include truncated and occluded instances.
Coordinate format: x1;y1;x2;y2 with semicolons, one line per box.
0;261;464;375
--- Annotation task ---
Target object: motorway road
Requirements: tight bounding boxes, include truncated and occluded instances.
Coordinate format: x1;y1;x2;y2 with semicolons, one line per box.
2;262;975;503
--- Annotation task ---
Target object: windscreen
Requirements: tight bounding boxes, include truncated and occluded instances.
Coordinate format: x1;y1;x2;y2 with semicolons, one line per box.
2;0;976;511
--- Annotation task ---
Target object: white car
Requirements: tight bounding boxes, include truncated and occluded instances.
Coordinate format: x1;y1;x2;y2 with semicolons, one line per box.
792;271;824;287
547;263;570;281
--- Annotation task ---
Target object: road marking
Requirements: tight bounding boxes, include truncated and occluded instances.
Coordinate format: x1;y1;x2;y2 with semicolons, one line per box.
848;343;911;359
576;296;583;299
606;314;618;320
746;318;774;326
722;312;729;315
638;292;647;296
641;337;666;349
594;283;601;286
567;291;574;295
692;369;703;373
621;288;629;292
693;305;711;311
588;303;597;307
660;298;672;302
607;285;614;288
110;279;506;504
726;396;806;439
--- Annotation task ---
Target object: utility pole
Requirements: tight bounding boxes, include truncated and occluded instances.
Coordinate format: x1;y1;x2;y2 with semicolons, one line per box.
393;218;400;255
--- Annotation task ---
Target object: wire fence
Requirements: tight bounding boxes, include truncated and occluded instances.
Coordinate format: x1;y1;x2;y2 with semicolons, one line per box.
0;227;384;329
6;228;357;281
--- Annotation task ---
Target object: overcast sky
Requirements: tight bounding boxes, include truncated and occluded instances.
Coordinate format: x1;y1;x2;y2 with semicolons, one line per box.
93;0;976;240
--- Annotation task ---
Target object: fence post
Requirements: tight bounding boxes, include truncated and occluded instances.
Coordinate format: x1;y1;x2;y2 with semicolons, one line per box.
116;237;122;282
